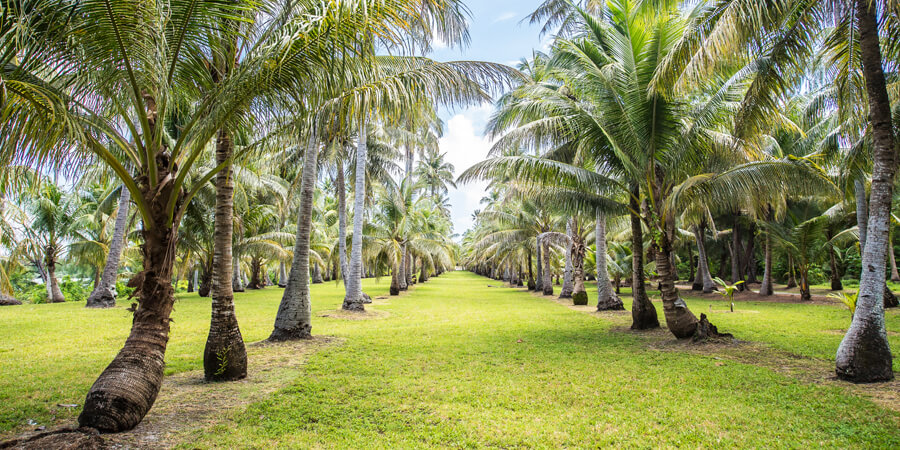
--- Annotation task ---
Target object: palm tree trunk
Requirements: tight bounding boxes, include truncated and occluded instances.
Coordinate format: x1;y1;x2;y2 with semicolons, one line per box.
541;235;553;296
199;265;212;298
730;214;745;290
79;153;182;431
595;210;623;311
527;248;535;290
855;177;896;308
398;245;408;290
86;186;130;308
269;132;317;340
390;258;400;296
829;246;843;291
629;190;658;330
204;129;247;381
232;256;245;292
45;249;65;303
799;268;811;302
654;230;708;339
743;223;757;284
336;157;349;282
190;269;198;293
692;224;716;293
889;233;900;282
836;0;895;382
559;219;574;298
312;264;323;284
535;236;543;292
760;230;775;296
278;261;287;288
571;235;587;305
343;118;367;311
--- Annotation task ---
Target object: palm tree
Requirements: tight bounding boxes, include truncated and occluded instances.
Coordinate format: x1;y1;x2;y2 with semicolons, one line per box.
21;181;79;303
84;185;131;308
415;149;456;203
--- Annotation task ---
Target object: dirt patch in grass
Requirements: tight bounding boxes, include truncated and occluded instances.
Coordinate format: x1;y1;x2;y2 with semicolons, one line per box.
319;309;390;320
675;285;840;305
98;336;342;449
536;289;900;415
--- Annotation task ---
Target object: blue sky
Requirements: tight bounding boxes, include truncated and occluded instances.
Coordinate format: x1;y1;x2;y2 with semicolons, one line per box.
427;1;548;237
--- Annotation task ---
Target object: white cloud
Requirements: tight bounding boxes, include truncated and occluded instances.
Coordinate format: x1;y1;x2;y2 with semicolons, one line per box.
493;12;517;24
439;104;497;237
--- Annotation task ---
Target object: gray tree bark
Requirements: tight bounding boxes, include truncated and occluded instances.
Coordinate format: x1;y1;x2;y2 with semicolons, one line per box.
559;219;574;298
595;210;623;310
535;235;543;292
541;235;553;295
692;225;716;294
836;0;895;382
86;186;130;308
336;156;349;282
343;118;368;311
269;131;317;340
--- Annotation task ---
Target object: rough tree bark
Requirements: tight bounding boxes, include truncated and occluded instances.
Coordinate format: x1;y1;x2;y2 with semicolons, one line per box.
336;156;349;282
45;246;65;303
836;0;895;382
559;219;574;298
760;207;775;296
79;149;182;432
535;235;544;292
342;118;368;311
203;129;247;381
629;190;659;330
541;235;553;296
86;186;130;308
595;210;623;310
269;132;318;341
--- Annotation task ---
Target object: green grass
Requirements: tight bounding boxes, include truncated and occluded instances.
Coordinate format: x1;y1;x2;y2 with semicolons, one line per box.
2;272;898;447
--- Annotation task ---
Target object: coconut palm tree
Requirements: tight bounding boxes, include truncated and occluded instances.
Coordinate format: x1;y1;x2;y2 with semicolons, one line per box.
415;149;456;204
20;181;80;303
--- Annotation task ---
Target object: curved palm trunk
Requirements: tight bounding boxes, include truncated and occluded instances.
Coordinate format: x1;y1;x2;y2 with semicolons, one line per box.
336;157;349;282
654;230;716;339
203;129;247;382
79;152;181;432
541;236;553;296
343;118;367;311
45;248;65;303
692;225;716;294
889;233;900;282
629;192;658;330
595;210;623;311
535;236;544;292
86;186;130;308
836;0;895;382
269;132;318;341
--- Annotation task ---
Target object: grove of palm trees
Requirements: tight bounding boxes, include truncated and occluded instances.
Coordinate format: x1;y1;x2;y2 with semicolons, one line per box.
1;0;898;447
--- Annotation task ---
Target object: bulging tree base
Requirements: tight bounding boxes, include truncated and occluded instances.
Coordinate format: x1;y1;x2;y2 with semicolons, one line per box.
527;281;536;290
596;292;624;311
0;294;22;306
267;325;312;342
85;290;116;308
692;313;733;342
203;296;248;382
572;291;588;306
884;288;899;308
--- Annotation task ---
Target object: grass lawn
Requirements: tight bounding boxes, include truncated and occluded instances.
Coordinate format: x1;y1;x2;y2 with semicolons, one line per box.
2;272;899;447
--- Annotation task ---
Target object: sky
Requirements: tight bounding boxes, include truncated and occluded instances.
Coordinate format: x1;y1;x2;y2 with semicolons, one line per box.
428;1;548;237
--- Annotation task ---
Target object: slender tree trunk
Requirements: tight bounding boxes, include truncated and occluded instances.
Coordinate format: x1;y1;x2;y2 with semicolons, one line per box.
336;157;349;282
278;261;287;288
527;248;536;290
343;118;368;311
744;223;757;284
830;245;844;291
730;214;745;290
45;249;65;303
399;245;408;291
420;259;428;283
836;0;895;382
390;258;400;296
188;269;197;293
799;268;811;302
629;190;659;330
204;129;247;381
786;255;797;288
535;235;544;292
541;235;553;295
855;177;897;308
688;243;695;286
198;265;212;298
653;231;702;339
87;186;130;308
889;233;900;282
571;235;587;305
560;219;574;298
760;230;775;296
692;224;716;293
232;255;245;292
312;264;323;284
269;132;318;341
596;210;623;311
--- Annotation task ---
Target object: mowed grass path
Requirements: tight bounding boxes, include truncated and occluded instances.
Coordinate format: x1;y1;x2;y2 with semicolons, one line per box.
2;272;899;447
